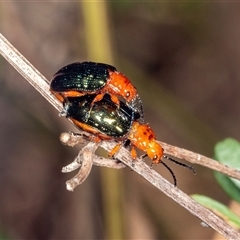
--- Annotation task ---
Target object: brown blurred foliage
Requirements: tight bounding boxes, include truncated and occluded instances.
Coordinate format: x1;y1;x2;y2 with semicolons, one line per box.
0;2;240;239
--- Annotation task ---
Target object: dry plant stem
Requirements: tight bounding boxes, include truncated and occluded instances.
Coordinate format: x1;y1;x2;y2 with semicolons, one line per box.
0;33;239;180
60;132;126;170
101;141;240;240
62;149;84;173
65;142;97;191
60;132;88;147
93;156;126;169
159;141;240;180
1;33;240;239
0;34;63;112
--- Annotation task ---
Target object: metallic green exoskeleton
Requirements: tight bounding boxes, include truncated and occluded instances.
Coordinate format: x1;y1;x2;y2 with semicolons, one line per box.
66;94;140;138
50;62;116;92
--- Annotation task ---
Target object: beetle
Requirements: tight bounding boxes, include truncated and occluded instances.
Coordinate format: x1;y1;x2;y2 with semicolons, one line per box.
50;61;144;121
65;94;195;185
66;94;140;140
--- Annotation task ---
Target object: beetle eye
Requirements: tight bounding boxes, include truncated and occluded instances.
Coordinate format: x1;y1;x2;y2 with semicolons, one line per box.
126;91;130;98
153;155;158;160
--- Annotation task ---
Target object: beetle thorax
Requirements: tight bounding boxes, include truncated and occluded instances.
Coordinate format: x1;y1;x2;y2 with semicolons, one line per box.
129;122;155;149
107;71;137;102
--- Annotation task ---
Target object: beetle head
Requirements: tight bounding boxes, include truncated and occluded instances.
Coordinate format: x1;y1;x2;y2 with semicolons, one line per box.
146;140;164;165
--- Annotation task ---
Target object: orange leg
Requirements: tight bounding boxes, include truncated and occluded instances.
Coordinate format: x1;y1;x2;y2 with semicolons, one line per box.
130;146;137;160
63;91;84;98
91;93;105;105
109;143;138;165
86;93;106;120
129;146;138;167
87;93;120;121
109;94;120;107
91;93;119;106
108;143;122;157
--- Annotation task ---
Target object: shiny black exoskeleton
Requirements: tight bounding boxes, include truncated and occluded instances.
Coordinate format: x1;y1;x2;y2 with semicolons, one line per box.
50;62;116;92
66;94;140;139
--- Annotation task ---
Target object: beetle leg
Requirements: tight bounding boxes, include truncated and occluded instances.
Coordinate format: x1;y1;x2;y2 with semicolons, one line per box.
122;140;137;166
130;146;137;160
108;143;122;158
59;99;71;117
63;91;85;98
90;93;120;107
109;94;120;108
123;139;131;148
86;93;105;120
129;146;138;167
140;153;148;160
91;93;105;105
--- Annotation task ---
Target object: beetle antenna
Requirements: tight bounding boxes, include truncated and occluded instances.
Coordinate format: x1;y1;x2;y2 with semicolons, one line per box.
160;161;177;186
163;155;196;174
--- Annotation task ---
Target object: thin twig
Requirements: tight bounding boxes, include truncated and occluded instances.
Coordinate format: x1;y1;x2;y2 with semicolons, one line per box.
159;141;240;180
64;142;97;191
1;33;240;239
60;132;126;169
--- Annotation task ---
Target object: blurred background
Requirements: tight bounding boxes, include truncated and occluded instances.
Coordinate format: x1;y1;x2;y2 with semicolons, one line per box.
0;2;240;239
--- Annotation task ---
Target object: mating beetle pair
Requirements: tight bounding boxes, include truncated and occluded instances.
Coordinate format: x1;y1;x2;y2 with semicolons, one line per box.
50;61;195;185
50;61;144;122
50;62;163;163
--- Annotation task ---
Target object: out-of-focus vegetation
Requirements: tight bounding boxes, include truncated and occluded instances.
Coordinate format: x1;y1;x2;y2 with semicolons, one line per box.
193;138;240;236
